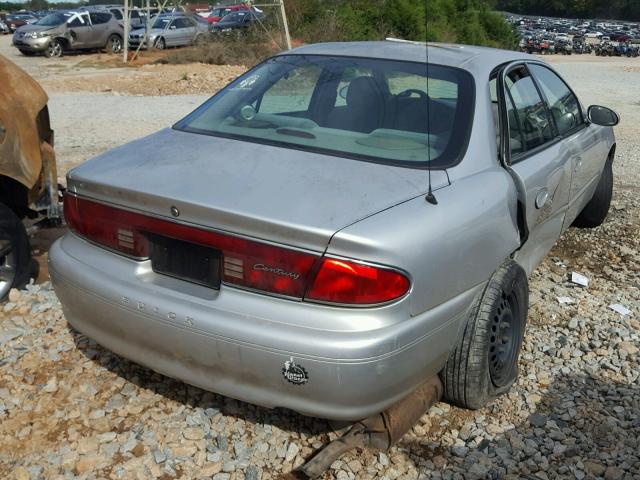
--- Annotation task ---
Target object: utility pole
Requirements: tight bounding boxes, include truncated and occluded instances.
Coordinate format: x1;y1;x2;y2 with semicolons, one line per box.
279;0;292;50
123;0;130;63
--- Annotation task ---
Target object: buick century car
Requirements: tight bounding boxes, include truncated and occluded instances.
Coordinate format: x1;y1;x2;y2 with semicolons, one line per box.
50;41;618;421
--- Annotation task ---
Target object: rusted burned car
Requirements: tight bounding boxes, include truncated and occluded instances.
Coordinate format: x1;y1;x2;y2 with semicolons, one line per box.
0;54;61;299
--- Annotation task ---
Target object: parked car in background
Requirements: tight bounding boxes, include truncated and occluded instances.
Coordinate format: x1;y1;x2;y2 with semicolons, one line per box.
12;10;124;57
4;13;38;32
0;54;62;300
50;41;618;421
0;18;9;34
129;14;203;49
81;5;143;28
206;3;251;24
209;10;262;35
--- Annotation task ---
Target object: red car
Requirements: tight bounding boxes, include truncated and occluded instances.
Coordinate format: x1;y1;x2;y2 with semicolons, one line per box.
206;4;251;24
4;13;37;32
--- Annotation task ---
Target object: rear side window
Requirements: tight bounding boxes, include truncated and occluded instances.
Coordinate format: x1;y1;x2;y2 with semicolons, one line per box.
90;12;111;25
528;64;583;136
110;9;123;20
505;66;555;158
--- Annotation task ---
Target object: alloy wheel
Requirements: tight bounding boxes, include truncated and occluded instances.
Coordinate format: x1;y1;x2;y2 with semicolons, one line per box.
46;41;62;58
110;36;122;54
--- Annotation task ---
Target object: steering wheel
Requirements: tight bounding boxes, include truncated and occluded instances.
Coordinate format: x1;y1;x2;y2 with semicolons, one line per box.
397;89;428;101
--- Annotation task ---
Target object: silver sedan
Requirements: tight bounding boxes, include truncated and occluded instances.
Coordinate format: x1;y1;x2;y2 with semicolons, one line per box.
50;41;618;421
129;14;204;49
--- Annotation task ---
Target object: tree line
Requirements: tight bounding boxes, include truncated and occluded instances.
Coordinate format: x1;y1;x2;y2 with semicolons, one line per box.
1;0;519;50
496;0;640;21
287;0;517;49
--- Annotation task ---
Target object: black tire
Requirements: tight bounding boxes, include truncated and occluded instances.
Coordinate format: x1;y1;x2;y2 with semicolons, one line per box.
0;203;32;301
441;260;528;410
44;39;63;58
155;37;166;50
105;34;123;54
19;49;35;56
573;160;613;228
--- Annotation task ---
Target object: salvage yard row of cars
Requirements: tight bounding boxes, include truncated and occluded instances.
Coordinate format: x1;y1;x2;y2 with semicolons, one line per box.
509;14;640;57
4;4;264;57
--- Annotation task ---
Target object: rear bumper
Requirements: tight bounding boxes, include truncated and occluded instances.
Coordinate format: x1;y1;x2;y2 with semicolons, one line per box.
49;233;476;420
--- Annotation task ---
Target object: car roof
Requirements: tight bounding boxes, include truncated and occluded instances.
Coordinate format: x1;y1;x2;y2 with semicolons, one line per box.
282;40;532;71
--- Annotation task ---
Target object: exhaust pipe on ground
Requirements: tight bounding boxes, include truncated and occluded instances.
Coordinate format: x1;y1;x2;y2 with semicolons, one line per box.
281;375;443;480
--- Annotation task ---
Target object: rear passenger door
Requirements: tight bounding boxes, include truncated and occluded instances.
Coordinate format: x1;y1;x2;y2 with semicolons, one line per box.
178;18;196;44
527;63;607;228
88;12;112;47
498;63;573;274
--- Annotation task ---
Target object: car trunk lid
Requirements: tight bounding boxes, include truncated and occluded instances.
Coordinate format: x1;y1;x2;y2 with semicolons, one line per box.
67;128;449;252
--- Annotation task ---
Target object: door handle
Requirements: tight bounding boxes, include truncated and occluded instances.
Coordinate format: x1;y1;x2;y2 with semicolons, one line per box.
574;156;583;171
535;189;549;209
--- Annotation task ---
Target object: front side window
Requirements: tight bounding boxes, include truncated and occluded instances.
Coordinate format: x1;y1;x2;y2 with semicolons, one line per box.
528;63;583;136
36;12;71;26
505;65;555;158
110;9;123;20
153;17;172;29
68;14;89;27
175;55;475;168
89;12;111;25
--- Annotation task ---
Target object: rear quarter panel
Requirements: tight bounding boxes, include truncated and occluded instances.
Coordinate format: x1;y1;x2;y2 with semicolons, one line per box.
327;168;522;317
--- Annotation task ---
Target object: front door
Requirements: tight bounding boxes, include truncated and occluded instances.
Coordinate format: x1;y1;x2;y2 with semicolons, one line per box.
498;63;573;274
526;63;608;228
67;13;93;48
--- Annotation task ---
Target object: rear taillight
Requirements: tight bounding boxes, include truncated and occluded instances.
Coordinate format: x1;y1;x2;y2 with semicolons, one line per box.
64;194;410;304
305;258;410;305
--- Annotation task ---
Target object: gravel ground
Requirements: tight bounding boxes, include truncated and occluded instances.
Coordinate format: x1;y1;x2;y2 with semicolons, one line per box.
1;37;639;479
48;93;207;174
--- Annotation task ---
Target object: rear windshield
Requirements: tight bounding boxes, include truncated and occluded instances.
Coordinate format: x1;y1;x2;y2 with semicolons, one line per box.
175;55;475;168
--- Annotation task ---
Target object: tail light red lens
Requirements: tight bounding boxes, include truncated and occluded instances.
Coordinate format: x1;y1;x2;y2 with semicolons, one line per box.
64;194;410;304
64;194;318;297
305;258;410;305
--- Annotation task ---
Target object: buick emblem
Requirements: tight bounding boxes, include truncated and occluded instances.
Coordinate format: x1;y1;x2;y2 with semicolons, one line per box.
170;206;180;217
282;357;308;385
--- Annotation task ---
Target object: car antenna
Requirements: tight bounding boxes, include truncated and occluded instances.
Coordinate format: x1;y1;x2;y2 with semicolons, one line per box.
424;6;438;205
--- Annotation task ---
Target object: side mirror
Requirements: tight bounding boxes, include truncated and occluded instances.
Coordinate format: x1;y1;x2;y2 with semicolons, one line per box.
170;25;176;29
588;105;619;127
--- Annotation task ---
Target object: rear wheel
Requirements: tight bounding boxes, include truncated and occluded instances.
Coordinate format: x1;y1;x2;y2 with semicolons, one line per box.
44;39;63;58
0;203;32;300
105;34;123;54
441;260;528;409
573;160;613;228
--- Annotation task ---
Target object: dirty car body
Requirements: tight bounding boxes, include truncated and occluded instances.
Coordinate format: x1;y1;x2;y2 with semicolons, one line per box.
50;42;616;421
12;10;123;56
0;54;59;220
0;54;61;298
